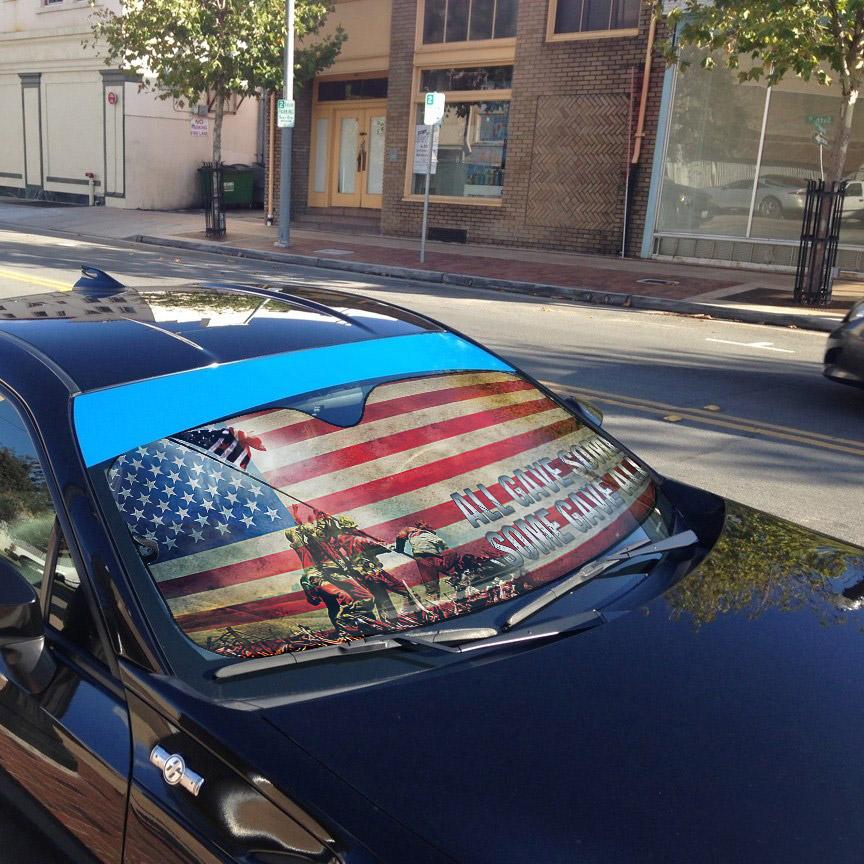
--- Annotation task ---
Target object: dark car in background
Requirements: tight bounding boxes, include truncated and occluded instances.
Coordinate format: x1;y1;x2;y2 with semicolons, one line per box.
0;268;863;864
824;298;864;387
658;180;715;230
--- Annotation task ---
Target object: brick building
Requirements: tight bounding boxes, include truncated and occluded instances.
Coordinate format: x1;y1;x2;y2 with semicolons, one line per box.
267;0;665;258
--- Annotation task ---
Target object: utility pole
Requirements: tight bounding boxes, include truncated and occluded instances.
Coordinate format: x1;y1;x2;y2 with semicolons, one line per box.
275;0;295;247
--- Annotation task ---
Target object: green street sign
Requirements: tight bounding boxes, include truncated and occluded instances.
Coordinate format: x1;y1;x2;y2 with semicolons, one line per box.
806;114;833;127
277;98;295;129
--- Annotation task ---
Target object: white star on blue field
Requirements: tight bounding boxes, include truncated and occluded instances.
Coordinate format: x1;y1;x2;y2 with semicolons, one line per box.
107;438;296;563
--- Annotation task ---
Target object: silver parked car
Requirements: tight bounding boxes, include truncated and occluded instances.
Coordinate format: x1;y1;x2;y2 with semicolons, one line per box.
709;175;864;220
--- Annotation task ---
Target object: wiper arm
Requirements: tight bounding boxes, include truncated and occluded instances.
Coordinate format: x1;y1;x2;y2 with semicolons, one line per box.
215;532;698;680
503;529;699;631
214;626;499;679
214;610;607;680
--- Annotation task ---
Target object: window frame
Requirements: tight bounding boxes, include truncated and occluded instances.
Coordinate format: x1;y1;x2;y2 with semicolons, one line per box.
416;0;519;51
546;0;641;42
402;61;513;206
0;384;117;676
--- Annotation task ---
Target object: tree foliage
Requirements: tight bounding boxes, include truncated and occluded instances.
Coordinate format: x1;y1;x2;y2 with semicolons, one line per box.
655;0;864;182
0;448;50;525
666;502;864;627
87;0;346;160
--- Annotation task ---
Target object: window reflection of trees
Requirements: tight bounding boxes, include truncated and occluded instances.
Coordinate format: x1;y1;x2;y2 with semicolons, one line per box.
666;502;864;627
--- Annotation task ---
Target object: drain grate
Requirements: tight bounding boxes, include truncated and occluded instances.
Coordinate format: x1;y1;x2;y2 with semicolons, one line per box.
636;277;680;286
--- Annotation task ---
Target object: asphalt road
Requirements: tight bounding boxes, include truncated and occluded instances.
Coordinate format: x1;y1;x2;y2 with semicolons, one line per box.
0;226;862;861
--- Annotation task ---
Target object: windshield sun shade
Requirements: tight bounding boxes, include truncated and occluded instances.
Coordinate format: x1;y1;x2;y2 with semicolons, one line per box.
97;371;658;660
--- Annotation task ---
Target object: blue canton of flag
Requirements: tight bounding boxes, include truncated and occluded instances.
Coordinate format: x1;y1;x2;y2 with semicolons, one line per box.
107;439;296;564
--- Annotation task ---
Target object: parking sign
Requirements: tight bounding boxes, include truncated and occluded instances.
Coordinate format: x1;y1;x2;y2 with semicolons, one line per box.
423;92;445;126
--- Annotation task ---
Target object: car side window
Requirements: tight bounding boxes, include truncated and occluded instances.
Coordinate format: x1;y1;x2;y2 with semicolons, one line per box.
0;396;56;593
44;518;105;662
0;394;106;663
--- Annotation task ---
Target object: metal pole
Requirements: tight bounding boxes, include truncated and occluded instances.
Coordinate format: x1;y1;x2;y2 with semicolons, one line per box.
276;0;295;247
746;85;772;239
420;125;434;263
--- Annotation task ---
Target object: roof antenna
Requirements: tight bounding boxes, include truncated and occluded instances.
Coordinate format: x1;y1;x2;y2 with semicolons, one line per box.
74;265;126;298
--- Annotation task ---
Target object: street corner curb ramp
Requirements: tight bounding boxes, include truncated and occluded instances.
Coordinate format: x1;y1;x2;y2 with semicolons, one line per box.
132;234;840;334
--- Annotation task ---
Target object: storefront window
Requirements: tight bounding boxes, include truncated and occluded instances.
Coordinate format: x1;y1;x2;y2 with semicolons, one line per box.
655;48;864;254
749;78;862;243
551;0;639;36
411;65;512;201
318;78;388;102
423;0;518;44
656;54;766;236
420;66;513;92
412;101;509;198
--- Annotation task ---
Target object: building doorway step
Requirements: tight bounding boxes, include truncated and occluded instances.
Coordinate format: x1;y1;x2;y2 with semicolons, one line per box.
293;207;381;236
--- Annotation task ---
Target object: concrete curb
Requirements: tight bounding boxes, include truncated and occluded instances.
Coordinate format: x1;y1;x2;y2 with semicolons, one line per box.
132;234;841;333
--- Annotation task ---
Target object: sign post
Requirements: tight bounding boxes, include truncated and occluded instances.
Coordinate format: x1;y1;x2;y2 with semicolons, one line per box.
419;92;445;264
806;114;833;180
276;0;295;248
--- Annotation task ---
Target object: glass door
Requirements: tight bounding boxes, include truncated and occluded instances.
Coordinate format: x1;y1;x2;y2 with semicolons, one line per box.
331;110;362;207
328;107;386;209
362;112;386;209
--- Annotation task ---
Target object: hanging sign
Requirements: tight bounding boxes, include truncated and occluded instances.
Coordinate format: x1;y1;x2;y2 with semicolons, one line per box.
413;124;440;175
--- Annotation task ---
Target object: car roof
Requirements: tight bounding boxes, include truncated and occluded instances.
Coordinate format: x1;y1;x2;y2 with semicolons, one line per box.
0;268;440;394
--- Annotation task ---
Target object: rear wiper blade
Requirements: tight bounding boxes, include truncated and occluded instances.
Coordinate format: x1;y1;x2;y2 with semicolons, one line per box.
503;529;698;630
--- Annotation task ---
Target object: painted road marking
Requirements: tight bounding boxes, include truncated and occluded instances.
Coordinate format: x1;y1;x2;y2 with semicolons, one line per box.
0;268;71;291
546;382;864;459
705;338;794;353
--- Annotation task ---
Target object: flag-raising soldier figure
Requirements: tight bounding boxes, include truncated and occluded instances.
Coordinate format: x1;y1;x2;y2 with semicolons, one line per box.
287;508;415;633
394;522;506;603
394;522;458;602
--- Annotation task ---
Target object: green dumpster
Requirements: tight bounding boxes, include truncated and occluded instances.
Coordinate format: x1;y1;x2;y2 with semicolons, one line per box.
198;164;254;209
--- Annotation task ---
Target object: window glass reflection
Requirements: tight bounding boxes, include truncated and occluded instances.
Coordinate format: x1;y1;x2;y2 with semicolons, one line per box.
412;102;509;198
656;49;864;251
657;53;766;236
423;0;517;44
752;79;853;242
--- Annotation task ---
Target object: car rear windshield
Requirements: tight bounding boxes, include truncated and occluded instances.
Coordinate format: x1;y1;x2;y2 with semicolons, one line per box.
97;371;658;659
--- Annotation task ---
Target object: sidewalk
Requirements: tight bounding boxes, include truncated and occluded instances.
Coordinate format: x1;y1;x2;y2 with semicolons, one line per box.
0;199;858;332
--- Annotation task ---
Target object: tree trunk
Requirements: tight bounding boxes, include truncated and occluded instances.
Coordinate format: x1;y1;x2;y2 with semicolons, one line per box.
828;89;857;186
212;83;225;163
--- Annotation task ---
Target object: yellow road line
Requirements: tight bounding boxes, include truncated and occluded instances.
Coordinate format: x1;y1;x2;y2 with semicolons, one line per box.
545;381;864;459
573;384;864;449
0;268;70;291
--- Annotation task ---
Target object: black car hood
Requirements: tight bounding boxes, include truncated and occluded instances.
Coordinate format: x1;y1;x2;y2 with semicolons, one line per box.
258;502;864;864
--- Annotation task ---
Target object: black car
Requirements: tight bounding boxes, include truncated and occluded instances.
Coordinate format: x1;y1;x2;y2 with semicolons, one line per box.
824;298;864;387
0;268;862;864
